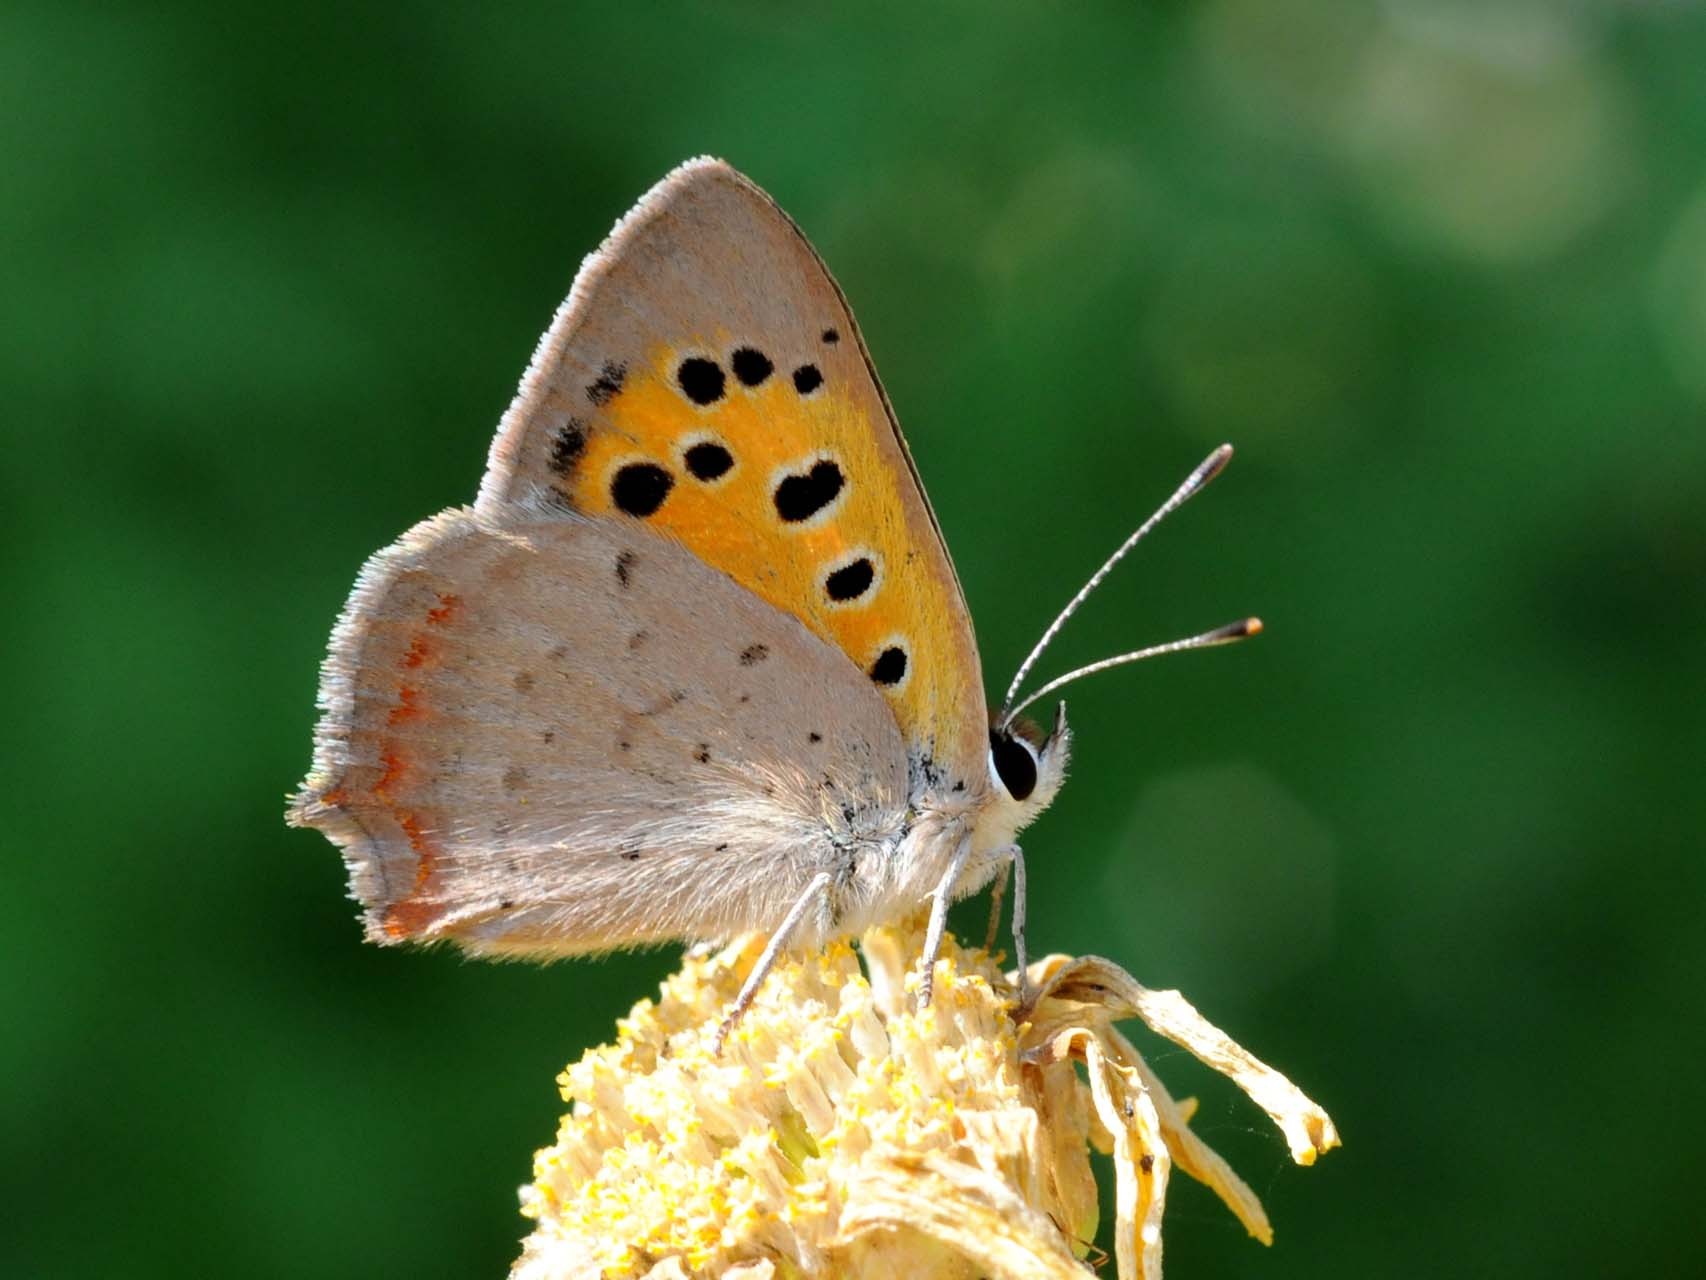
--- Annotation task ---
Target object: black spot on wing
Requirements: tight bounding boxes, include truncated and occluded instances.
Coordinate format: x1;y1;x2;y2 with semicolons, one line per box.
685;441;733;481
587;361;625;406
677;357;725;405
792;364;823;395
730;347;773;386
870;645;907;686
612;463;673;517
549;420;587;475
693;744;711;764
615;550;637;587
821;328;840;344
825;557;875;602
774;460;844;523
739;643;769;666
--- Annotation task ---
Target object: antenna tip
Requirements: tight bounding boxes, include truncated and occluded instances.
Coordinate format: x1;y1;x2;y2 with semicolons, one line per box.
1205;617;1262;644
1188;444;1235;493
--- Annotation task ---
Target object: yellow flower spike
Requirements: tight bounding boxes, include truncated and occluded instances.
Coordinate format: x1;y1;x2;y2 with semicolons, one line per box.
510;919;1337;1280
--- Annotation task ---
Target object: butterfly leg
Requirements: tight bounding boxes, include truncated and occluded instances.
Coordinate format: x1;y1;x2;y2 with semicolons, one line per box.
993;843;1031;1009
976;845;1030;1005
983;860;1010;952
713;870;832;1054
919;836;975;1008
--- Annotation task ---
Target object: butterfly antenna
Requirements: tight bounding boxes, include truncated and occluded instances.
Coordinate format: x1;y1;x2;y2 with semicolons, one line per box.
1003;617;1262;725
1000;444;1235;718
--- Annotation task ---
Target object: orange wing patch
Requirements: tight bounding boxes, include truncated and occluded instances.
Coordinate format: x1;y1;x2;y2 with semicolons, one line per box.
556;340;972;761
316;588;465;940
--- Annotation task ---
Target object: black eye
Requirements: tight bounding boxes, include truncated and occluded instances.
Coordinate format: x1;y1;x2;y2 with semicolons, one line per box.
990;729;1038;801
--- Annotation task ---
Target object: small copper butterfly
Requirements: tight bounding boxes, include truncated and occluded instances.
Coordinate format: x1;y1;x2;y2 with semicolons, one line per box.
289;158;1256;1035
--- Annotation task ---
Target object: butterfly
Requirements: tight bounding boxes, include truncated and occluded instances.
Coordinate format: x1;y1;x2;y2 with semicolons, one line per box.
288;158;1255;1038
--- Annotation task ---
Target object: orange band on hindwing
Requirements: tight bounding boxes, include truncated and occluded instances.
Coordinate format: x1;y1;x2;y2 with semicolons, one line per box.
370;591;462;936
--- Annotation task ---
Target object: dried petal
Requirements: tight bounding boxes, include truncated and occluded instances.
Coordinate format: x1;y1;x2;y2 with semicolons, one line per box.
835;1149;1088;1280
1034;957;1342;1166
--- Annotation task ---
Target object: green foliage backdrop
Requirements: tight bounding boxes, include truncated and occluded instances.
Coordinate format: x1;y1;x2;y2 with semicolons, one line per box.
7;2;1704;1275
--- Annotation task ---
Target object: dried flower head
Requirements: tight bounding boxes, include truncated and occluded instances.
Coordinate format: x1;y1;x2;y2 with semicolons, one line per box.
512;919;1338;1280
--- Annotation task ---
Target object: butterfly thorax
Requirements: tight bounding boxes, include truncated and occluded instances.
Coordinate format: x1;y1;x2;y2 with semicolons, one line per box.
886;732;1069;925
808;752;983;940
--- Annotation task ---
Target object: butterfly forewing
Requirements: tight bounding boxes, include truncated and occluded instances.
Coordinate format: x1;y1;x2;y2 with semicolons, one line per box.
478;158;988;770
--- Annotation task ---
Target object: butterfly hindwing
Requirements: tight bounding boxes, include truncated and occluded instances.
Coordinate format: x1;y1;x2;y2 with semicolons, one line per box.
291;507;910;953
478;157;988;771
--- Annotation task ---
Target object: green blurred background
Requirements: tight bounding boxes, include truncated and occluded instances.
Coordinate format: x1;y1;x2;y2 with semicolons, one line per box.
7;1;1704;1275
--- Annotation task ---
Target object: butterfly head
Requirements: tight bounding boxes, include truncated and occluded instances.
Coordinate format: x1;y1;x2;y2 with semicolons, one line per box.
985;700;1071;836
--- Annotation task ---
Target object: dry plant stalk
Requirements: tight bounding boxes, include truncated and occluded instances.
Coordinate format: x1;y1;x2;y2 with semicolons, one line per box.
512;919;1338;1280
